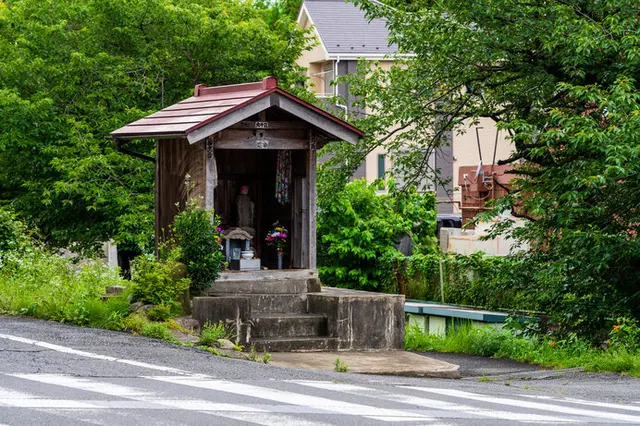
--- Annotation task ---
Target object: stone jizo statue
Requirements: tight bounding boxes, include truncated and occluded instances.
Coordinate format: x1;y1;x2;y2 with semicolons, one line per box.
236;185;254;230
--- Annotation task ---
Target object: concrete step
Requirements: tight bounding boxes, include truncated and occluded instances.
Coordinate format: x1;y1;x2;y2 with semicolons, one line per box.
250;337;339;352
207;279;311;295
251;313;327;338
206;293;306;314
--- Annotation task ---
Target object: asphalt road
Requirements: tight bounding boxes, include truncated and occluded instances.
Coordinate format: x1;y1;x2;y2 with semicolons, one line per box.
0;316;639;425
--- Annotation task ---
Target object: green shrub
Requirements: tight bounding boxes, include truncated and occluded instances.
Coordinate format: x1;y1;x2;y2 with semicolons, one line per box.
317;179;437;291
147;304;172;322
123;313;149;334
141;322;175;342
0;208;28;264
198;321;230;347
171;199;225;295
130;256;190;305
609;317;640;351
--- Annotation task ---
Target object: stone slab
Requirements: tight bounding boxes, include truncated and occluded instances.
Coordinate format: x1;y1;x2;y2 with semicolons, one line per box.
270;351;460;378
207;279;311;295
217;269;319;282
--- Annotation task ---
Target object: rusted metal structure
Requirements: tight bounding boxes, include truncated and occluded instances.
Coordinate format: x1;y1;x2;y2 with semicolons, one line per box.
458;164;513;228
111;77;363;270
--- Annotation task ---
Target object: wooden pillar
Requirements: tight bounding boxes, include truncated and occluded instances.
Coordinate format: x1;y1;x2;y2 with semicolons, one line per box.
205;136;215;211
154;139;161;256
307;132;318;270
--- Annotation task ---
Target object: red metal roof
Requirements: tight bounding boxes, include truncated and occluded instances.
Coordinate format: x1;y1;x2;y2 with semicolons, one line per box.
111;77;364;141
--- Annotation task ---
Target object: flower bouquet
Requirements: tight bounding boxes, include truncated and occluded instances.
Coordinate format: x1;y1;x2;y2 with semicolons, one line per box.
265;222;287;268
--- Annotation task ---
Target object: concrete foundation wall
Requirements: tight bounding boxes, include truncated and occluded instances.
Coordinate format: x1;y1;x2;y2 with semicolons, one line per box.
192;296;251;343
308;287;404;351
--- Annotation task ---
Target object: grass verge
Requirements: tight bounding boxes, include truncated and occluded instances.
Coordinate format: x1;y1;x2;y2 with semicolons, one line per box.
405;324;640;376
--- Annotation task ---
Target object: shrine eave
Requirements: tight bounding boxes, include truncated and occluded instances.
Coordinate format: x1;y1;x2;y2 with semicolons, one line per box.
110;77;364;145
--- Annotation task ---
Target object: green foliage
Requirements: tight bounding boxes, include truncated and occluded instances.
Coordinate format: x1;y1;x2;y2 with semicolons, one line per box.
609;317;640;351
334;358;348;373
0;248;127;320
338;0;640;337
0;208;28;260
317;179;437;291
141;322;175;342
0;0;310;255
171;199;225;294
406;324;640;376
130;256;190;305
123;313;150;334
198;321;230;347
255;0;302;24
0;221;132;330
146;304;173;322
399;252;534;312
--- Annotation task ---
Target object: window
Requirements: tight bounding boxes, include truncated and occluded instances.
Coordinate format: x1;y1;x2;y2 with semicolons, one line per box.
322;62;334;96
377;154;386;179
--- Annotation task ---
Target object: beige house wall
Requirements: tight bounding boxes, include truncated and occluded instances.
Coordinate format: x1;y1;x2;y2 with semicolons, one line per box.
297;9;330;94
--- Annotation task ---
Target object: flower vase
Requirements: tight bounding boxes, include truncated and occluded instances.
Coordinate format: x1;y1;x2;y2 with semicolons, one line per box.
277;252;283;270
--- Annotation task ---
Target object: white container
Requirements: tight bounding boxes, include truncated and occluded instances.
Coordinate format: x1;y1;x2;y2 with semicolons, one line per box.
241;250;254;260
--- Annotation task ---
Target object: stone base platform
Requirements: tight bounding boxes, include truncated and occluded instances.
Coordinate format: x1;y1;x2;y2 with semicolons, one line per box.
193;271;404;352
270;351;460;378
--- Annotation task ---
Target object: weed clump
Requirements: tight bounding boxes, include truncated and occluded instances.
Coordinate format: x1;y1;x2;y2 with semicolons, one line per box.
334;358;348;373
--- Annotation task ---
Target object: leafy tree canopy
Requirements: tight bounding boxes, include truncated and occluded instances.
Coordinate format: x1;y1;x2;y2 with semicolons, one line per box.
0;0;309;255
337;0;640;331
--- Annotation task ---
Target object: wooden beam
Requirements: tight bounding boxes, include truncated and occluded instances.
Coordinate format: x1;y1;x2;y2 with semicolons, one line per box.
214;138;307;150
275;95;360;145
186;95;274;144
214;129;309;150
230;121;311;130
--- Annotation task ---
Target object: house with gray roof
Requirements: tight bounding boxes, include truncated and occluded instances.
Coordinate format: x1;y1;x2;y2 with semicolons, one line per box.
296;0;514;216
299;0;398;58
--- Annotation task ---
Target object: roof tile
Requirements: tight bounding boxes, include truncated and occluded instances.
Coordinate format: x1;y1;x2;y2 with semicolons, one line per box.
304;0;397;55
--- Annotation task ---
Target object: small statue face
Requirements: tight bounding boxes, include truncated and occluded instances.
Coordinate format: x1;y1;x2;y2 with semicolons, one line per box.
240;186;249;195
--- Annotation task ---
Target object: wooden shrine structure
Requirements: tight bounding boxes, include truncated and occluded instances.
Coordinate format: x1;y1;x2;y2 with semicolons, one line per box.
111;77;364;270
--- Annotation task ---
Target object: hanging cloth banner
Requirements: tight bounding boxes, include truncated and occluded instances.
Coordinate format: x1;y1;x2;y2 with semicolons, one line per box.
275;150;291;205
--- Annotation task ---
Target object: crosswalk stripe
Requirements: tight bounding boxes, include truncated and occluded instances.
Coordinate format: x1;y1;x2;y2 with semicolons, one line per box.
290;381;577;423
401;387;640;423
7;374;324;414
6;374;334;426
520;395;640;413
147;375;433;422
10;374;155;397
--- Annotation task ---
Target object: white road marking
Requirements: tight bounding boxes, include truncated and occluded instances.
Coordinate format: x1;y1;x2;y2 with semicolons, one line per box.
0;333;191;375
0;386;39;400
147;375;432;422
11;374;155;398
5;374;332;426
402;387;640;423
291;381;577;423
520;395;640;413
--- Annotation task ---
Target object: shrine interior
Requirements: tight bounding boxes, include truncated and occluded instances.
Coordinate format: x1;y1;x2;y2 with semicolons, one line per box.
213;149;307;270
